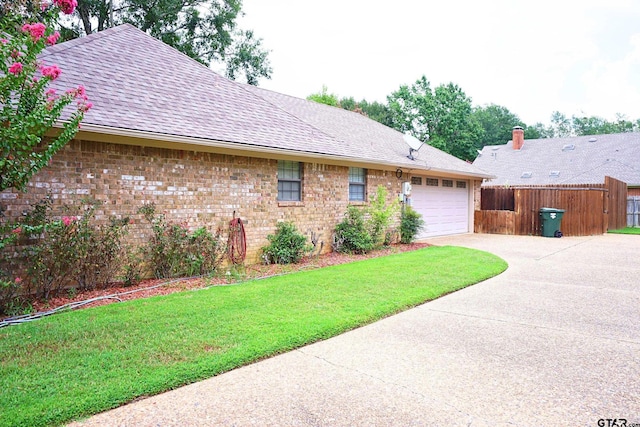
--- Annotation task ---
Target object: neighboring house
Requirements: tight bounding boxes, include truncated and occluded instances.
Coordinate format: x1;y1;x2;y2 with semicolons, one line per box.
474;127;640;195
1;24;492;262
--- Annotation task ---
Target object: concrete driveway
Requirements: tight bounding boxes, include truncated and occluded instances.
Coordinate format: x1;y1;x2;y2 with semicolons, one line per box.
71;234;640;426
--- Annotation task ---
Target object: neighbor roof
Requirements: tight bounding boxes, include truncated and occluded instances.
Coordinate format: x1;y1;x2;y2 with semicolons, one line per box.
41;24;491;179
473;132;640;186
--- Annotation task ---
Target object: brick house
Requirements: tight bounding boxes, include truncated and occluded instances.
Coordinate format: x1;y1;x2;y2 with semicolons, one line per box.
1;24;493;262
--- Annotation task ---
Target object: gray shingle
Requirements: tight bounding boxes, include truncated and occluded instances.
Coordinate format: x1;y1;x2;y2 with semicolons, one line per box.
41;24;491;178
474;133;640;186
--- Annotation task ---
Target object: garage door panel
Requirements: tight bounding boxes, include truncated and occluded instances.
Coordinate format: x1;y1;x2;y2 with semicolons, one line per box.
411;180;468;239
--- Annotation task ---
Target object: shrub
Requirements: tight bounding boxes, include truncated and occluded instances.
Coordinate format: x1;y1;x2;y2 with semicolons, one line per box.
73;202;130;291
12;198;131;299
366;186;399;246
262;222;311;264
185;226;227;276
138;204;226;278
333;206;374;254
400;206;425;244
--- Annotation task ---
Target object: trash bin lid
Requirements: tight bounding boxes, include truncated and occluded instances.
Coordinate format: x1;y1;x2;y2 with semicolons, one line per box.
540;207;565;213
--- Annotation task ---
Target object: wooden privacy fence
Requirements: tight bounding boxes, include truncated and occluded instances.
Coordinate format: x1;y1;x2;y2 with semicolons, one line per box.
476;176;627;236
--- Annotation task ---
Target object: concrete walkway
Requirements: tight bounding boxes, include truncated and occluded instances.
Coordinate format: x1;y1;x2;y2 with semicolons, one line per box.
71;234;640;426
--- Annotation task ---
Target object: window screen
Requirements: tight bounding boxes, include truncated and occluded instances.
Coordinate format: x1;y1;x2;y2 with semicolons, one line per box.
349;167;366;201
278;161;302;201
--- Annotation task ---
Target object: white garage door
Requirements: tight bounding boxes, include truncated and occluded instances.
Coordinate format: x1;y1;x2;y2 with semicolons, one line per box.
410;177;469;239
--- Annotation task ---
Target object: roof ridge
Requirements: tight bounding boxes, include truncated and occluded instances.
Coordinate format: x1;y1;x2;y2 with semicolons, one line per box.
40;23;134;59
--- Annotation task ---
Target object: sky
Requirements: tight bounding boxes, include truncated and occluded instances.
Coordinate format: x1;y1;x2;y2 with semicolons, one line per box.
237;0;640;126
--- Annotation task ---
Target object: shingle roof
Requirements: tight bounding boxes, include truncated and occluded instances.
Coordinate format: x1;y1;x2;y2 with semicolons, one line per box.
473;133;640;186
243;85;487;176
41;24;491;178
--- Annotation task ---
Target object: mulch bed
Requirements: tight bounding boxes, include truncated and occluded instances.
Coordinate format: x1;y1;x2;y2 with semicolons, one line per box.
11;243;431;318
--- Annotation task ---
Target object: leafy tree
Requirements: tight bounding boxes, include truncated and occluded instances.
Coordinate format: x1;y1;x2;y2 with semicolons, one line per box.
307;85;339;107
387;76;483;161
571;113;635;136
338;96;393;126
549;111;572;138
54;0;272;85
472;104;525;149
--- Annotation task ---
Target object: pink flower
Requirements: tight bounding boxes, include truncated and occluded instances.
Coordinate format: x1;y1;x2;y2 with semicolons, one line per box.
0;38;8;44
41;1;50;10
54;0;77;14
12;227;22;234
78;101;93;113
11;49;22;59
46;31;60;46
14;277;22;285
8;62;23;75
46;88;57;96
22;23;46;41
41;64;61;80
76;85;86;96
62;216;72;226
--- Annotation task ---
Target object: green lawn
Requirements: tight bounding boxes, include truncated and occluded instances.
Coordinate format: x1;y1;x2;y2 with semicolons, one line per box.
0;246;507;427
608;227;640;235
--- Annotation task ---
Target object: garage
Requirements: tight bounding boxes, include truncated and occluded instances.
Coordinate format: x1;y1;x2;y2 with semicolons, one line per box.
410;176;469;239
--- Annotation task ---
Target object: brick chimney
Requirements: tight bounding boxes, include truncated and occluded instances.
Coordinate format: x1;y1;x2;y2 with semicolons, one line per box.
512;126;524;150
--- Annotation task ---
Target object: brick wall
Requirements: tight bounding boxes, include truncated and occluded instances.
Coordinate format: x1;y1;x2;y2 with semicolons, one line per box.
1;139;403;263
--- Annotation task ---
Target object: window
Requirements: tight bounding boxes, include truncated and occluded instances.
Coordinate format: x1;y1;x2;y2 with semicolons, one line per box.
456;181;466;189
426;178;438;186
411;176;422;185
349;167;366;201
278;160;302;201
442;179;453;188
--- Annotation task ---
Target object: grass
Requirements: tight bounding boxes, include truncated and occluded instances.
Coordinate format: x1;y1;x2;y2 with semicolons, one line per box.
0;246;507;427
608;226;640;235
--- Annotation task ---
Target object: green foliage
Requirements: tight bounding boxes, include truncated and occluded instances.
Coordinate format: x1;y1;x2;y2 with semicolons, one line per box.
0;198;130;308
334;186;399;254
60;0;272;85
333;205;374;254
0;246;507;427
400;206;425;244
339;97;394;126
307;85;339;107
387;76;483;161
261;221;311;264
138;203;226;278
522;111;639;139
0;2;91;192
472;104;525;149
366;185;399;246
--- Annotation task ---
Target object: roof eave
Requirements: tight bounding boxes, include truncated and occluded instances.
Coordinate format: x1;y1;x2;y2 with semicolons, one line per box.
62;123;493;179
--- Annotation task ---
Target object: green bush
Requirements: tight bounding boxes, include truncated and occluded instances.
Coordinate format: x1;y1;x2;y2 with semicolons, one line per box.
138;204;226;278
262;222;311;264
400;206;425;243
333;206;374;254
0;198;131;307
366;186;398;246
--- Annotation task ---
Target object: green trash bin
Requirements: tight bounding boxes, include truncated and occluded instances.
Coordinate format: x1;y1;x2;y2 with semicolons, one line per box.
539;207;565;237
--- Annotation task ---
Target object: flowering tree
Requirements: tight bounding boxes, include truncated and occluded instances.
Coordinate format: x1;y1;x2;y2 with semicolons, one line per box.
0;0;91;192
